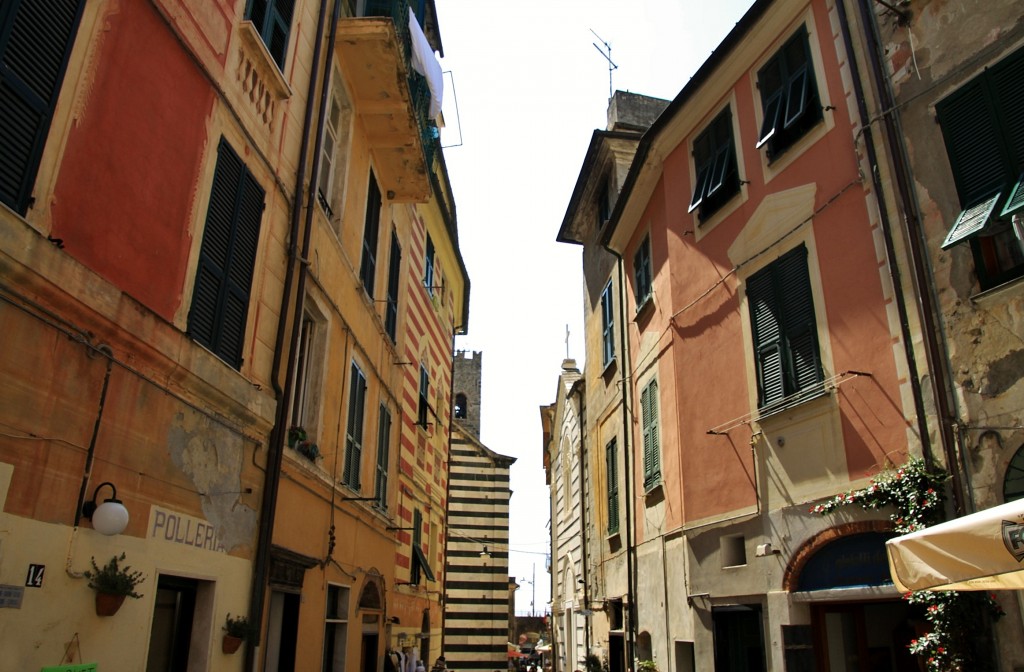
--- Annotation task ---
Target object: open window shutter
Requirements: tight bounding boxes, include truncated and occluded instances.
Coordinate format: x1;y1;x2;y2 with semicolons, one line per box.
747;267;784;407
0;0;84;213
937;80;1005;208
777;246;821;394
385;232;401;341
375;406;391;507
360;172;381;295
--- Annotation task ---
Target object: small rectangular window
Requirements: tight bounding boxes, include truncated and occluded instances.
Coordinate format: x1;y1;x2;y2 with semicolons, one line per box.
245;0;294;69
600;281;615;367
342;363;367;489
424;235;436;295
633;236;653;309
640;379;661;491
323;584;350;672
318;76;353;219
755;27;822;160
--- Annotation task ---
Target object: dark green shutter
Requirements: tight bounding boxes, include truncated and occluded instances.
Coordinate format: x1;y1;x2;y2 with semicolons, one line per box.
343;363;366;489
0;0;84;213
937;80;1006;207
748;267;785;407
245;0;293;69
385;231;401;341
375;405;391;508
642;380;660;488
748;245;821;409
360;172;381;296
990;48;1024;174
418;364;429;426
606;439;619;534
189;138;265;369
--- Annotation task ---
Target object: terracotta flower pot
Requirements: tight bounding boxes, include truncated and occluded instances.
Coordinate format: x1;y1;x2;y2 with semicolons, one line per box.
222;634;243;654
95;592;126;616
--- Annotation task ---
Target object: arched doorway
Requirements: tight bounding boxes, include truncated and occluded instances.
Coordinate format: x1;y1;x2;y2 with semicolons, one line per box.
786;526;920;672
359;576;384;672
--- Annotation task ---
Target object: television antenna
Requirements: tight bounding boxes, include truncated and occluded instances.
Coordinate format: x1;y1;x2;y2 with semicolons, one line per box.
591;29;618;99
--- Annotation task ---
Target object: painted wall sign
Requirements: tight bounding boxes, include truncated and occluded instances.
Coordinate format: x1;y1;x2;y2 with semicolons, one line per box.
148;506;226;553
26;564;45;587
0;584;25;608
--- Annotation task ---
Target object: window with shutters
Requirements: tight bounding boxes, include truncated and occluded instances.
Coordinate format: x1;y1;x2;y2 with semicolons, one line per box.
755;26;822;161
244;0;294;70
640;379;661;492
359;172;383;297
689;107;740;221
410;509;435;584
318;73;353;222
633;236;653;311
289;305;325;437
384;231;401;342
189;138;266;370
322;584;350;672
746;245;823;413
601;280;615;368
935;46;1024;291
424;234;436;295
373;405;391;511
0;0;85;214
417;363;430;427
606;438;619;534
341;362;367;490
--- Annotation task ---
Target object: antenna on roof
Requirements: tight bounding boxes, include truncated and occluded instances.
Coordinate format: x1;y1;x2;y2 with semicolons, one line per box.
590;29;618;100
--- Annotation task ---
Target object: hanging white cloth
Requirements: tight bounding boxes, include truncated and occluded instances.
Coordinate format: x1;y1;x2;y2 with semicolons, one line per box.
408;7;443;118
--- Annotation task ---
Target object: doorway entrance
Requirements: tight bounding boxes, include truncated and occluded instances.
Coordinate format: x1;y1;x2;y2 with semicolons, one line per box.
814;601;919;672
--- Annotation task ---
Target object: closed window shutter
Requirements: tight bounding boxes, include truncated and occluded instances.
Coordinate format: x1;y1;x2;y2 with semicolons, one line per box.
385;232;401;341
360;172;382;296
606;439;618;533
189;139;265;369
343;364;366;489
0;0;84;213
642;381;660;487
375;406;391;508
991;49;1024;174
748;268;785;407
778;247;821;394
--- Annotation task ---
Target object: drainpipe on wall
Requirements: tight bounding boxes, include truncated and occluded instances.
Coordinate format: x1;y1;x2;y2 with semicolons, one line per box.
572;380;592;662
834;0;967;514
848;0;969;514
247;1;337;669
611;251;637;671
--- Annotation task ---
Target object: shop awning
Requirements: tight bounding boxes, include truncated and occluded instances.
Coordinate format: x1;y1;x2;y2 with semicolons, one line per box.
886;498;1024;591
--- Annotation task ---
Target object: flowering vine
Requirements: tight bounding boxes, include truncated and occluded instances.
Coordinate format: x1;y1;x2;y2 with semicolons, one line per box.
810;457;1003;671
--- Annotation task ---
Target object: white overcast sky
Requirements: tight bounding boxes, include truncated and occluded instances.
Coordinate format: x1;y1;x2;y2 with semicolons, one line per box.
435;0;756;616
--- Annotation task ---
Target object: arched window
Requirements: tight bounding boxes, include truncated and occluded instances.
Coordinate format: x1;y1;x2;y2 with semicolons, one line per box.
1004;445;1024;502
454;392;467;419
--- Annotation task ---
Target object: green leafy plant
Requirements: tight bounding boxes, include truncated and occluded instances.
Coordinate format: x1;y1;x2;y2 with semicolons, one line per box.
223;613;257;642
83;553;145;598
287;425;307;448
636;660;659;672
811;457;1003;670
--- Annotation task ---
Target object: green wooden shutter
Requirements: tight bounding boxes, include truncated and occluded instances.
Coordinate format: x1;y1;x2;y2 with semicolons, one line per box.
245;0;293;69
189;138;266;369
385;231;401;341
937;80;1005;207
606;439;619;534
343;364;366;489
642;380;660;488
418;364;429;426
0;0;84;213
990;48;1024;174
374;405;391;508
748;266;784;408
778;246;821;395
360;172;382;296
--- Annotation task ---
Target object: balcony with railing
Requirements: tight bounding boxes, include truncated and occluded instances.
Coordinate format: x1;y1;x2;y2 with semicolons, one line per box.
336;0;440;202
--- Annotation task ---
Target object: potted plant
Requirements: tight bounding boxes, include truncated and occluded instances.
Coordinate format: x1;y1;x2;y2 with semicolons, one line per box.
222;613;256;654
296;439;320;462
287;426;306;448
83;552;145;616
636;661;659;672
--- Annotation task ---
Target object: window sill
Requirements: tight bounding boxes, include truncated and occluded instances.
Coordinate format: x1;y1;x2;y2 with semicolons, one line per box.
970;272;1024;304
634;294;655;322
601;356;617;379
643;480;664;503
755;386;831;423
